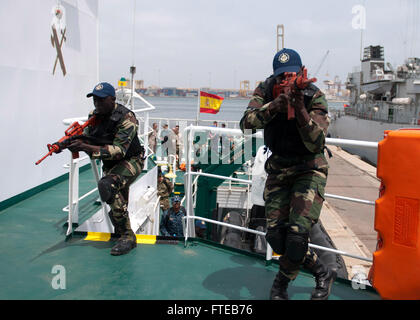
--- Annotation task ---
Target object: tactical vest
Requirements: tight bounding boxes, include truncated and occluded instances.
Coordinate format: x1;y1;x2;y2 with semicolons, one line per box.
87;104;144;168
263;76;319;157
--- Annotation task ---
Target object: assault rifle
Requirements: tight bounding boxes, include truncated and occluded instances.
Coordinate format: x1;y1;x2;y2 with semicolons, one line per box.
273;67;317;120
35;116;97;165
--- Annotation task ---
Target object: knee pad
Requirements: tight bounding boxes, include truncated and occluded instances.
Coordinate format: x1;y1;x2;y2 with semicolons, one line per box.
265;222;288;255
98;176;117;204
302;247;317;271
284;224;309;264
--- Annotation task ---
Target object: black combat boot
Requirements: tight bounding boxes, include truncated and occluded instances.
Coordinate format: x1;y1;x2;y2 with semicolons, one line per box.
270;271;291;300
310;262;337;300
110;236;137;256
110;214;137;256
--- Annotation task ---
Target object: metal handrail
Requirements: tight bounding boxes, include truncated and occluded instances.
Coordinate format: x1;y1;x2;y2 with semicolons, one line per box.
62;187;98;212
61;110;379;263
326;137;378;149
189;171;252;184
182;125;377;263
183;215;373;263
325;193;375;206
149;117;240;127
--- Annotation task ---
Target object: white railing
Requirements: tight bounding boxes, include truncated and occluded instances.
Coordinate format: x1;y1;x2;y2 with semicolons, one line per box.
63;155;108;236
148;117;240;130
182;125;377;263
62;156;99;214
148;118;240;156
182;215;373;263
326;138;378;149
62;106;378;263
324;193;375;206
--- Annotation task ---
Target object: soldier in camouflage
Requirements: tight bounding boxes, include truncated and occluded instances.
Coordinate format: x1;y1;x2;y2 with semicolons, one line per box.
157;170;173;211
240;49;336;300
68;82;144;256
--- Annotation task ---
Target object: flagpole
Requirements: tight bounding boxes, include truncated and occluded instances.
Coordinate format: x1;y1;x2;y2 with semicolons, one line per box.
196;87;201;125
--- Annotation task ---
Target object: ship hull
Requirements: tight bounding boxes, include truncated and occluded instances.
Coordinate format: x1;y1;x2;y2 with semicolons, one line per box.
0;0;99;204
329;115;420;166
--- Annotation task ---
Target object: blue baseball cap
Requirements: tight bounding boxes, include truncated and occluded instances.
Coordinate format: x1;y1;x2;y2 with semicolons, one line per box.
86;82;116;98
195;220;207;229
273;48;302;77
171;196;181;204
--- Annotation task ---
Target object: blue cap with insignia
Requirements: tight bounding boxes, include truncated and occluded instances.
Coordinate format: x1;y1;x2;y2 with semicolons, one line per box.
87;82;116;98
195;220;207;229
171;195;181;204
273;48;302;77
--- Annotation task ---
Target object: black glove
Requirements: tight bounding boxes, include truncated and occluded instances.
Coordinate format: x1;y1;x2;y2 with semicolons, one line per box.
289;89;305;111
268;93;289;115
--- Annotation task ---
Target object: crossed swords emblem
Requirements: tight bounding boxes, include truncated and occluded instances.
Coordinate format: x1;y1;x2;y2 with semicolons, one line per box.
51;26;67;76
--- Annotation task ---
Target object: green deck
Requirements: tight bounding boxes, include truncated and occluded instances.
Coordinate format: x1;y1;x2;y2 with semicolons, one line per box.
0;167;380;300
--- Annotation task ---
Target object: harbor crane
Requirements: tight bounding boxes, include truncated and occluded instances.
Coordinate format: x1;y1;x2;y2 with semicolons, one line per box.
314;50;330;77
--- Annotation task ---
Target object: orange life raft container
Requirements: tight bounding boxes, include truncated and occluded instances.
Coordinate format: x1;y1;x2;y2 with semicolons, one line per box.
370;129;420;299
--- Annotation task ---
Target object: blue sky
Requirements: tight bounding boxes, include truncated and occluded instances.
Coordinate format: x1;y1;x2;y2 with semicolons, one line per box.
98;0;420;90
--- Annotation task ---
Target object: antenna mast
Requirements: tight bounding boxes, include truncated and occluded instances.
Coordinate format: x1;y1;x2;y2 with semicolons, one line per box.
130;0;137;110
277;24;284;52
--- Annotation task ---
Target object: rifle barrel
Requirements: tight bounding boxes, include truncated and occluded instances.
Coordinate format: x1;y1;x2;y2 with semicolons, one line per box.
35;151;54;165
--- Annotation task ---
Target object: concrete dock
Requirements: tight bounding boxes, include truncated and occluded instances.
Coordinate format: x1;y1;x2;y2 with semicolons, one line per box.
320;145;380;278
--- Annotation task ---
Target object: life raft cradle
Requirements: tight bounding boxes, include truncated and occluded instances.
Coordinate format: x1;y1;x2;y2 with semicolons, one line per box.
369;129;420;300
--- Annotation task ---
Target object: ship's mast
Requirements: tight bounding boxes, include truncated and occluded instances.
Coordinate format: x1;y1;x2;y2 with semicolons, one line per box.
355;1;366;61
130;0;137;110
360;27;364;62
277;24;284;52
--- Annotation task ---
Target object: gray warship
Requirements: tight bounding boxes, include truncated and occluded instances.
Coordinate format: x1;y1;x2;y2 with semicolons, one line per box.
329;45;420;165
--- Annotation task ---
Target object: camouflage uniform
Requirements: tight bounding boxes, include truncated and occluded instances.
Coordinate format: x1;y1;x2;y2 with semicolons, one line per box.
84;103;144;243
240;77;330;281
148;126;158;154
158;176;173;211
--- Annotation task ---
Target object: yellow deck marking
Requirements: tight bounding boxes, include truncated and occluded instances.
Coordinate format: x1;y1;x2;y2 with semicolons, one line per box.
83;232;157;244
85;232;111;242
136;234;156;244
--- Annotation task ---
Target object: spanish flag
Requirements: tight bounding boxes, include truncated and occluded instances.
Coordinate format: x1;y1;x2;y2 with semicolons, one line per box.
199;91;224;114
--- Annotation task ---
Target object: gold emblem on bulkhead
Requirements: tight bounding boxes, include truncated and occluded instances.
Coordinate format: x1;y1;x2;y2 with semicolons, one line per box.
51;5;67;76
